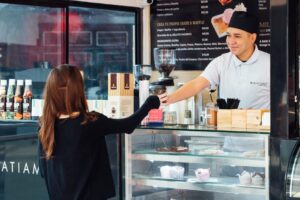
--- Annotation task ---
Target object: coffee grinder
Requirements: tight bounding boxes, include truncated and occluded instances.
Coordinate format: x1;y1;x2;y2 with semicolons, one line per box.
150;48;177;125
152;48;176;87
150;47;176;98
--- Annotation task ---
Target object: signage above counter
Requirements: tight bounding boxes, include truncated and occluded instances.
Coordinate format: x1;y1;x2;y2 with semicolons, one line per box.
150;0;270;70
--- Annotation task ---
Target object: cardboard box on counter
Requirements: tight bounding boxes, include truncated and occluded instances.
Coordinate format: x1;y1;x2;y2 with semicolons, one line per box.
108;73;134;118
108;73;134;96
217;109;232;128
231;109;247;129
217;109;270;130
260;111;270;130
246;109;269;129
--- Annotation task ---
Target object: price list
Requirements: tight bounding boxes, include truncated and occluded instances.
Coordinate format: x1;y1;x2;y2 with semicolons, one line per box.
257;0;270;48
151;0;270;70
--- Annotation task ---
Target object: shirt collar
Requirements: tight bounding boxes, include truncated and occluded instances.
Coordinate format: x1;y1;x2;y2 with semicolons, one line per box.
233;45;259;66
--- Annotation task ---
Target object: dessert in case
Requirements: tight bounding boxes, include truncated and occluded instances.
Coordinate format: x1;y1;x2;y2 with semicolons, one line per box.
156;146;189;152
195;168;210;181
160;165;185;179
237;171;252;185
251;172;265;186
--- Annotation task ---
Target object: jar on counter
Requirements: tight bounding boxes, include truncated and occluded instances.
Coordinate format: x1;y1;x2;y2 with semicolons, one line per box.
164;110;177;125
205;102;218;127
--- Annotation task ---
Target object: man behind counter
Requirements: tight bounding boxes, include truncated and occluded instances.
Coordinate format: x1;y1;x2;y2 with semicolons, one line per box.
159;11;270;110
158;11;270;178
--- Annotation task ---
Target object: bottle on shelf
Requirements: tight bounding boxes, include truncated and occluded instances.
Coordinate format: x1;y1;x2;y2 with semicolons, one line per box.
14;80;24;120
23;79;33;120
0;80;7;120
6;79;15;120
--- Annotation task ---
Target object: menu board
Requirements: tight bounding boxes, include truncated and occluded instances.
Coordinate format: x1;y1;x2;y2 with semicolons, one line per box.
151;0;270;70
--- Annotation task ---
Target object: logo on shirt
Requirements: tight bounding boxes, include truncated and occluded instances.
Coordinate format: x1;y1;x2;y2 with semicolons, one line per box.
250;81;268;87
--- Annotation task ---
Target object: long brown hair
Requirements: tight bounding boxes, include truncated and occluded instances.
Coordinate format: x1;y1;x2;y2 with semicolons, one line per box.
39;64;96;159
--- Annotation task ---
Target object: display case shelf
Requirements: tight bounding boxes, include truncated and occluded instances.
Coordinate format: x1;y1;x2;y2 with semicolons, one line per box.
132;175;265;195
132;151;265;167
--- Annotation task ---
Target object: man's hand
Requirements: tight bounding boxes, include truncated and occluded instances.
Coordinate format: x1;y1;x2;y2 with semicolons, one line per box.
157;92;169;107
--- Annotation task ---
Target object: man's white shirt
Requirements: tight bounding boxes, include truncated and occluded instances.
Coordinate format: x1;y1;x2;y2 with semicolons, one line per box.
201;46;270;109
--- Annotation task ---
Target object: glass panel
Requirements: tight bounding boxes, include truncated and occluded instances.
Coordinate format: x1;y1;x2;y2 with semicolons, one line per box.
287;1;300;198
0;3;138;200
68;7;137;200
126;129;267;200
287;146;300;198
0;123;48;199
69;7;136;100
0;3;66;99
290;0;300;197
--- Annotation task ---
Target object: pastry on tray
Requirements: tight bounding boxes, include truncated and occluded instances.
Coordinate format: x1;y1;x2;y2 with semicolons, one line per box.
156;146;189;152
171;146;189;152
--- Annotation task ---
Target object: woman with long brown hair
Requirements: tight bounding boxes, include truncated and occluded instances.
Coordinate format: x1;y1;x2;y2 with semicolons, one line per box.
38;64;159;200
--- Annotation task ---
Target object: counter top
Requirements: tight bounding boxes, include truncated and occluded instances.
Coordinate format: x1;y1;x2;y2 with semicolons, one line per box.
0;120;270;135
137;124;270;135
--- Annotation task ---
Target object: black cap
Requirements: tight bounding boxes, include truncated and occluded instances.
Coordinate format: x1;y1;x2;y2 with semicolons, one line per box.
228;11;259;34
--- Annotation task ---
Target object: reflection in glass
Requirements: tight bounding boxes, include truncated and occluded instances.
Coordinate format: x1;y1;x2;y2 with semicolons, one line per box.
0;3;138;200
0;4;65;99
69;7;136;100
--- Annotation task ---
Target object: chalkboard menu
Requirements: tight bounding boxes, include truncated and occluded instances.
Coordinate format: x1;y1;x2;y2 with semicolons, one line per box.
151;0;270;70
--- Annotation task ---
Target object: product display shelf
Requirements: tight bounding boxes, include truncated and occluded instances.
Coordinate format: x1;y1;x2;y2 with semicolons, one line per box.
131;150;265;167
132;174;265;195
139;125;270;134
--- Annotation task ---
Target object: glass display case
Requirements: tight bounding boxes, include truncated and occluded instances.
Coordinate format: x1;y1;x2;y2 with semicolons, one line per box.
125;126;269;200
